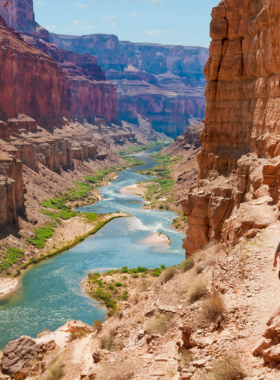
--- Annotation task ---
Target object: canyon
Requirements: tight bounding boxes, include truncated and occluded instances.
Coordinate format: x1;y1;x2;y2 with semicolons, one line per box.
50;33;208;138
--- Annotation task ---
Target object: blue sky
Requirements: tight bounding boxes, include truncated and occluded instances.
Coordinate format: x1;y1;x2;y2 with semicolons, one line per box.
34;0;218;48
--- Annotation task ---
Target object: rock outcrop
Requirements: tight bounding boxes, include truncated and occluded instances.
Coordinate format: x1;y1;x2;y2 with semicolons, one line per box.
0;2;117;125
181;0;280;255
0;151;24;229
50;33;208;138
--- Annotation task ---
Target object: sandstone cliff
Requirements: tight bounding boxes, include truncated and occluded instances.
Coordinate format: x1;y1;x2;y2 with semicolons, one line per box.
50;33;208;138
0;1;117;125
181;0;280;255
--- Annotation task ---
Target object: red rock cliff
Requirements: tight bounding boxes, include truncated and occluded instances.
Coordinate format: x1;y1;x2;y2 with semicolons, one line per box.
182;0;280;255
0;16;69;124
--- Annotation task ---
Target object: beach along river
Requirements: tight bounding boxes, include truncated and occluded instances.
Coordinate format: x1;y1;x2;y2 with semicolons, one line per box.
0;148;185;349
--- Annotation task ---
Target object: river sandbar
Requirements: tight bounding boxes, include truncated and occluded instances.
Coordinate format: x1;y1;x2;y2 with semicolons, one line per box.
140;232;171;246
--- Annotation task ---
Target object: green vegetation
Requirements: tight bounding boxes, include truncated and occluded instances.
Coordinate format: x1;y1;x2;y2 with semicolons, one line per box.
0;247;24;270
28;224;55;249
86;265;166;316
83;212;98;222
84;167;117;184
122;156;146;167
117;140;171;156
21;215;125;271
136;153;182;203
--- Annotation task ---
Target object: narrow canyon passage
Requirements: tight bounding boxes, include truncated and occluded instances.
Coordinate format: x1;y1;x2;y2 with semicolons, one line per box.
0;148;184;349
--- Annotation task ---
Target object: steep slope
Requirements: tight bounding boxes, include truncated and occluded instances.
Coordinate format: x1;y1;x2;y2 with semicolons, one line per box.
181;0;280;256
0;0;117;125
50;34;207;138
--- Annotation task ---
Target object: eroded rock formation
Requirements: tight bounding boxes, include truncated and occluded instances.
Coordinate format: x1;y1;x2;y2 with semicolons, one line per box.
50;33;208;138
182;0;280;255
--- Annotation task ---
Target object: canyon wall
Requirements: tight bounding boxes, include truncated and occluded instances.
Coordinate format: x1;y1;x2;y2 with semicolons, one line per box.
182;0;280;255
0;1;117;125
51;33;208;138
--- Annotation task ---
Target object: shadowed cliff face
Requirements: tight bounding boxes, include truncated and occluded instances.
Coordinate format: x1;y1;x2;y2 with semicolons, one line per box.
181;0;280;256
50;33;208;138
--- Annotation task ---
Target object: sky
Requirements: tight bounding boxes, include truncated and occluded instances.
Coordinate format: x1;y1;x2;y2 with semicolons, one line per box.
34;0;218;48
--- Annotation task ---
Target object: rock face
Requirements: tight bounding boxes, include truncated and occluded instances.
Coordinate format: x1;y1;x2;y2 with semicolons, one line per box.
0;149;24;229
0;2;117;125
0;15;69;124
181;0;280;255
50;33;208;138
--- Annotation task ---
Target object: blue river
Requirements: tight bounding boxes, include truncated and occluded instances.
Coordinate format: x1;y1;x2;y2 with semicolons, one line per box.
0;148;184;349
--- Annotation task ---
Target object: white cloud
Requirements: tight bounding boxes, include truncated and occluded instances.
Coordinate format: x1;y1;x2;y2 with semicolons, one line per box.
72;20;95;29
110;22;116;28
128;13;140;18
146;29;164;36
101;14;115;21
35;1;45;5
46;25;56;30
74;2;88;8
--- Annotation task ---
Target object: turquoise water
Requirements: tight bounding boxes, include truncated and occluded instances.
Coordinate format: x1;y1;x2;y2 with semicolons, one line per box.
0;149;184;349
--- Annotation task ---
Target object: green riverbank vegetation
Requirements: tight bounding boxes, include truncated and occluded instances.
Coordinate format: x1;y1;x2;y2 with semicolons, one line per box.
0;156;143;276
117;140;172;156
135;152;187;231
84;254;211;318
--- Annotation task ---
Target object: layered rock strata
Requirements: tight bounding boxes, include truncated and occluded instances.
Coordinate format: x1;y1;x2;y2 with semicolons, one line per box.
51;33;208;138
182;0;280;255
0;10;117;126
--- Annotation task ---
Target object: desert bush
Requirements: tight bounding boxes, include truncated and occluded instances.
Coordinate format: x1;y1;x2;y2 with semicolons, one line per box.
99;334;124;351
199;354;246;380
160;266;177;283
145;312;172;335
93;320;102;331
43;352;64;380
96;359;137;380
180;257;194;272
195;265;204;275
187;277;207;304
197;293;226;327
67;328;90;342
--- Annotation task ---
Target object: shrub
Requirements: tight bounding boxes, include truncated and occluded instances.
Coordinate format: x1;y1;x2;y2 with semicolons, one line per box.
115;282;123;287
198;293;226;327
145;312;172;335
199;354;246;380
160;266;177;283
99;334;124;352
100;334;114;350
93;320;102;331
152;268;161;277
67;328;89;342
196;265;204;275
187;277;207;304
28;224;55;248
180;257;194;272
43;352;65;380
0;247;24;270
121;291;129;300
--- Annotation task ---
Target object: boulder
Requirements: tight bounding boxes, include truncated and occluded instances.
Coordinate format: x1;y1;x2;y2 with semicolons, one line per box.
1;336;38;378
